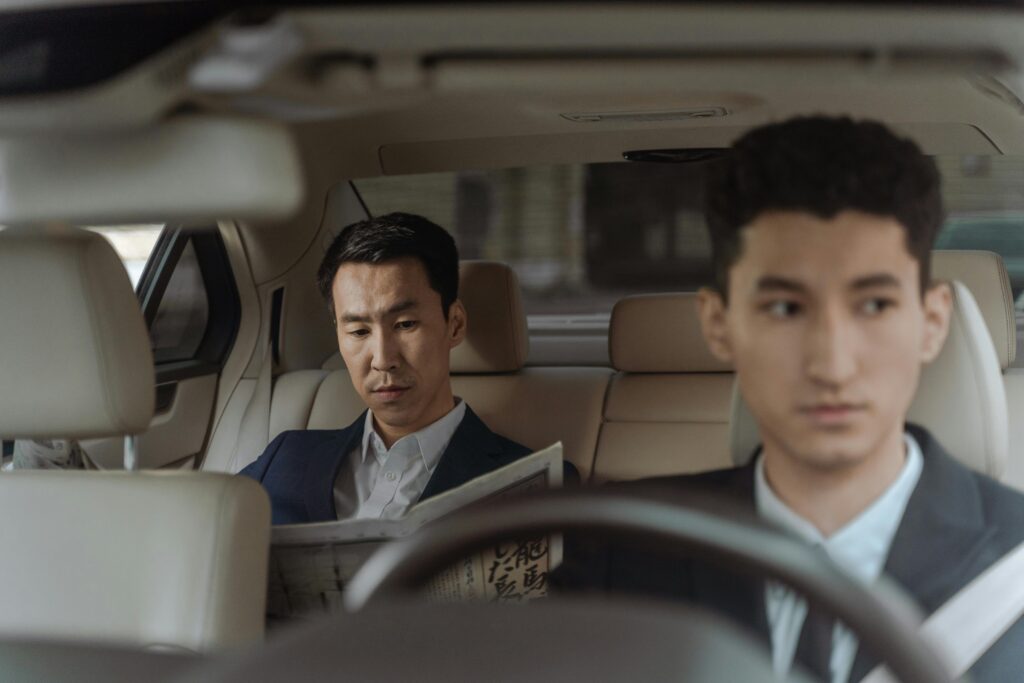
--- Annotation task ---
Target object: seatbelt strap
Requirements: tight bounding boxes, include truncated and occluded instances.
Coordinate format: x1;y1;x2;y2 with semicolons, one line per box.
226;340;273;474
862;539;1024;683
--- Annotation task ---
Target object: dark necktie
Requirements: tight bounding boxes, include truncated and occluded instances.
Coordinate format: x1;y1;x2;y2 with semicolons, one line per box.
794;598;835;681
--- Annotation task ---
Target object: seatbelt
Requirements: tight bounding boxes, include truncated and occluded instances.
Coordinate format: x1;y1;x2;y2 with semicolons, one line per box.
862;539;1024;683
225;337;273;474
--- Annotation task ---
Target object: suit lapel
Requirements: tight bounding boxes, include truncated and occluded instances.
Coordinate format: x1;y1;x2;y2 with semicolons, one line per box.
687;462;771;645
302;412;367;523
848;425;994;682
420;406;504;502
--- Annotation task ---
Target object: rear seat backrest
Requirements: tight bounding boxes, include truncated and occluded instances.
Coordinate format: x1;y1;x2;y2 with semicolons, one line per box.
450;262;611;479
592;293;734;482
269;261;612;479
729;281;1008;477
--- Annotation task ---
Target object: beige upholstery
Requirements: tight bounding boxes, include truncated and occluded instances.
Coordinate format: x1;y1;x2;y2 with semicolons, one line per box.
452;261;530;373
932;250;1024;491
269;369;334;437
270;261;610;477
594;293;734;482
596;374;734;482
0;226;154;437
730;281;1008;477
933;250;1016;368
268;367;612;478
451;369;611;477
0;227;271;652
306;371;365;429
609;293;731;373
0;471;270;651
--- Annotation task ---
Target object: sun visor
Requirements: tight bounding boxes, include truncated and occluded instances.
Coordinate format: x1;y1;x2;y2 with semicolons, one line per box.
0;117;304;224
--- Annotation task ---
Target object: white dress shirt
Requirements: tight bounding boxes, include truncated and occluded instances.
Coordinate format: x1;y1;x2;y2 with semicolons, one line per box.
755;433;924;683
333;399;467;520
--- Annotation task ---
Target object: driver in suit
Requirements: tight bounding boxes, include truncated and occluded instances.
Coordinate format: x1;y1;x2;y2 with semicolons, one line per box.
554;116;1024;682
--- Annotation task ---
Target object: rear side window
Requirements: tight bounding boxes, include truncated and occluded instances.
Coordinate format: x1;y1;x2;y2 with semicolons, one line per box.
354;163;712;316
148;240;210;362
139;227;240;376
354;155;1024;316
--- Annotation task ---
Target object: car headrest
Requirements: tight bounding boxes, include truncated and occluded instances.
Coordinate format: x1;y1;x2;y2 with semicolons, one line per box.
932;250;1016;369
450;260;529;373
321;260;529;374
729;281;1007;477
610;293;732;373
0;226;155;438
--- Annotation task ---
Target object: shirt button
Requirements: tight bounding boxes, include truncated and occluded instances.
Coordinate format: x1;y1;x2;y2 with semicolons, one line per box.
385;471;398;482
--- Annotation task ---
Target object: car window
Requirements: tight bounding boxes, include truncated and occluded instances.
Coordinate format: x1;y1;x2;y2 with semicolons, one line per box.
137;228;240;374
83;225;235;369
355;155;1024;318
935;155;1024;301
148;239;210;363
354;163;710;317
86;224;216;362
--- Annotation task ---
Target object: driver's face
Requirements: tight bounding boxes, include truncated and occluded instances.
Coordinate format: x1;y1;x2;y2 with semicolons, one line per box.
698;209;951;471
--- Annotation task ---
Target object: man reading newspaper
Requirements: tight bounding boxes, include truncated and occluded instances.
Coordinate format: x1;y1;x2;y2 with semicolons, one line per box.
242;212;576;524
269;442;564;616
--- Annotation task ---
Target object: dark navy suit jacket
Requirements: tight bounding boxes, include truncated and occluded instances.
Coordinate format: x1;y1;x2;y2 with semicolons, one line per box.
553;425;1024;682
240;406;534;525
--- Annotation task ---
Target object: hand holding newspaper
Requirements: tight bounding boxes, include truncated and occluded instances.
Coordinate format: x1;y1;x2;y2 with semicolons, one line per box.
267;442;564;619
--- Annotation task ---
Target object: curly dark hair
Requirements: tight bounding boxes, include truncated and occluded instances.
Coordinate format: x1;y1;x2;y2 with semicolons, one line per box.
316;212;459;319
703;116;943;300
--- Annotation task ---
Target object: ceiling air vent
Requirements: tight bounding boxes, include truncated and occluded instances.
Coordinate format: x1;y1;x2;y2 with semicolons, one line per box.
561;107;729;124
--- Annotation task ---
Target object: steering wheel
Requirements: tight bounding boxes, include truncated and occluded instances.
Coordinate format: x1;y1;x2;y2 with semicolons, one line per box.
187;490;954;683
339;489;955;683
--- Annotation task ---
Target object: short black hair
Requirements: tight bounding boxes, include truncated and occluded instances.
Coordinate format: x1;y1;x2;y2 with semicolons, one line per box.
703;116;943;299
316;212;459;318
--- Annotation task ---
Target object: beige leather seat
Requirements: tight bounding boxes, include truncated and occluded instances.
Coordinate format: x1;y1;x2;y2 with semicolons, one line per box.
932;250;1024;489
592;293;734;482
933;251;1017;372
0;227;270;651
596;252;1017;484
262;261;612;479
730;280;1008;477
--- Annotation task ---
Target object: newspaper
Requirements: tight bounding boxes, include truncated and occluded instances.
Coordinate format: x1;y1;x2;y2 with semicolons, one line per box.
267;442;564;619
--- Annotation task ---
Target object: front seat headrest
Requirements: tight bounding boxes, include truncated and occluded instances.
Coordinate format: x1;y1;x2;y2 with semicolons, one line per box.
0;226;155;438
932;250;1016;369
609;293;731;373
729;281;1007;477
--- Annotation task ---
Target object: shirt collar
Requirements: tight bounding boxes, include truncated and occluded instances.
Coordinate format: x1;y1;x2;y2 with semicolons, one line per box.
361;399;467;474
755;432;924;584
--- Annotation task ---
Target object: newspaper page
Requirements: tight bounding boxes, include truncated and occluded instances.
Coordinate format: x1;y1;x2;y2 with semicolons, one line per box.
267;442;563;620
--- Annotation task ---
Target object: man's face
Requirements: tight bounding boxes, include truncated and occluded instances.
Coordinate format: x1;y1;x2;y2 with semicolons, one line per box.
332;257;466;441
698;210;951;471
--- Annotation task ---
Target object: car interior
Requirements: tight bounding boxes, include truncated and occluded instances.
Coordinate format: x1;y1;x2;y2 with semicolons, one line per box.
3;1;1024;681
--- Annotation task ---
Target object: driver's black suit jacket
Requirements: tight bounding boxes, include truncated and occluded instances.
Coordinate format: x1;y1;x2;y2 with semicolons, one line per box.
552;425;1024;682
